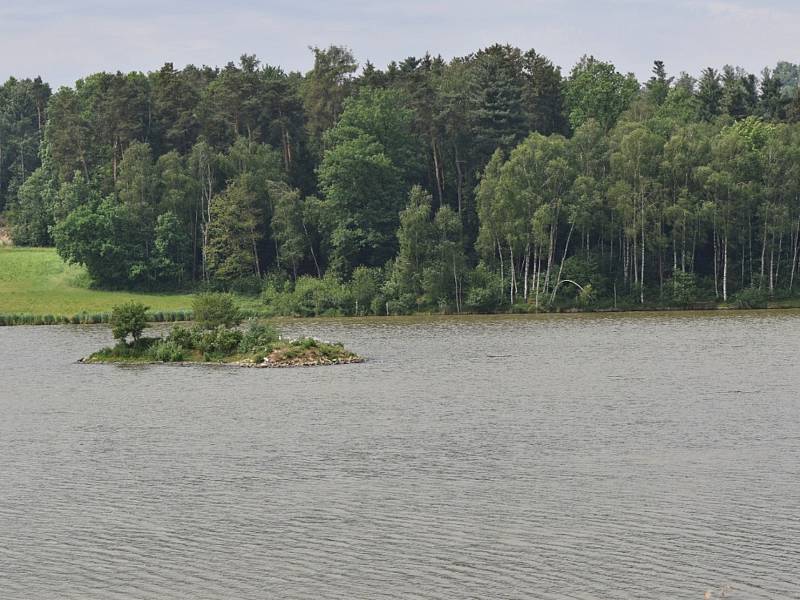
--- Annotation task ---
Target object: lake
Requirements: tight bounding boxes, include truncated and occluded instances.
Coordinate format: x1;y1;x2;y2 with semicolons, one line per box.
1;312;798;599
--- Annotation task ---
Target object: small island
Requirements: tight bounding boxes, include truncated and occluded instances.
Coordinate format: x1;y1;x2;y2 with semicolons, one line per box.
81;294;363;368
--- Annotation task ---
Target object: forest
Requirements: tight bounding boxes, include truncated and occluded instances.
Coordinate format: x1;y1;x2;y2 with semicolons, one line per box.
3;46;800;314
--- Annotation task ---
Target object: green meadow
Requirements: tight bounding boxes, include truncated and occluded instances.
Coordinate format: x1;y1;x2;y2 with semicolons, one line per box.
0;247;195;320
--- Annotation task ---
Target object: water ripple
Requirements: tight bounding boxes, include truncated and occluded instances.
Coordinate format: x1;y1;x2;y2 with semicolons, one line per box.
1;313;800;598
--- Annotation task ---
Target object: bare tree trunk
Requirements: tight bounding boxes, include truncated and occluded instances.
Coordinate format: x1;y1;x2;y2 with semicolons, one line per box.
432;138;444;208
112;136;120;183
497;238;504;299
623;234;629;287
252;232;261;276
544;222;556;295
760;211;768;289
610;214;615;269
640;194;645;304
713;219;719;299
769;229;775;294
280;121;291;172
673;232;678;272
532;246;540;307
454;146;464;215
509;243;515;305
681;213;687;272
192;205;199;281
302;221;322;278
790;214;800;292
550;222;575;305
722;235;728;302
748;214;753;286
453;260;461;313
523;241;530;302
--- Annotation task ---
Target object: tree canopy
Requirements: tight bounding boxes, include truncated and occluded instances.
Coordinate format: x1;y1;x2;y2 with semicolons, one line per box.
5;49;800;312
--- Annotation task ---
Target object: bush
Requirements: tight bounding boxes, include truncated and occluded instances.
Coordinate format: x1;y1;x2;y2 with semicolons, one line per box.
298;337;318;350
559;255;609;299
464;263;504;313
296;274;353;316
238;320;280;353
262;274;353;317
577;283;597;307
731;287;768;309
667;269;697;306
147;340;185;362
351;266;382;315
110;301;149;343
166;325;196;350
229;275;264;296
386;294;415;315
193;293;242;329
196;326;243;356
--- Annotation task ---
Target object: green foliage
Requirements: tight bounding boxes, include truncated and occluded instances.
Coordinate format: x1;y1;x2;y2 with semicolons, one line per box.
238;320;280;353
389;186;467;311
560;255;608;298
7;165;58;246
192;292;242;329
151;211;191;284
110;301;149;343
731;287;768;309
166;325;196;350
577;283;596;307
205;176;262;284
264;274;353;317
464;263;504;312
0;76;50;213
318;88;419;275
53;195;151;287
147;339;185;362
9;49;800;319
667;269;698;306
303;45;358;153
350;266;382;315
196;326;243;356
270;182;308;279
564;56;640;130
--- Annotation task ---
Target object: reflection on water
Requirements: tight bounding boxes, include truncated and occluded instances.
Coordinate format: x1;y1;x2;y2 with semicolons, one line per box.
1;312;799;599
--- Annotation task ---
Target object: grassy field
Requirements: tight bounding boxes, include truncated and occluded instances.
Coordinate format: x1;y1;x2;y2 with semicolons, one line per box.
0;247;196;318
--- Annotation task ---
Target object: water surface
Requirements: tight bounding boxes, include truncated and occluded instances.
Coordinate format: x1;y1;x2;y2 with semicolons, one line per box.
1;312;799;599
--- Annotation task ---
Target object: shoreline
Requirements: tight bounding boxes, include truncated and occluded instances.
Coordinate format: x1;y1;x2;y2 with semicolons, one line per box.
79;355;366;368
4;302;800;327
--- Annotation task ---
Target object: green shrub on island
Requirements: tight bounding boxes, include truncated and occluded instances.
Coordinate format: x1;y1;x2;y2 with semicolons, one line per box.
192;293;242;329
147;339;185;362
238;321;280;353
196;326;244;357
111;301;149;343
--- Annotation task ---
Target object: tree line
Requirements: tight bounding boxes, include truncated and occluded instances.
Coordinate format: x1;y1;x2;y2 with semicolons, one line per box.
3;47;800;312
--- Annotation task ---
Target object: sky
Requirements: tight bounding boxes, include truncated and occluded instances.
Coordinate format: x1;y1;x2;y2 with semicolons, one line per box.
1;0;798;87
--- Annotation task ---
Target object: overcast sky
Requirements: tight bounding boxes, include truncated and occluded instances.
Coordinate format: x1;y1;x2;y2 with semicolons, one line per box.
1;0;798;88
